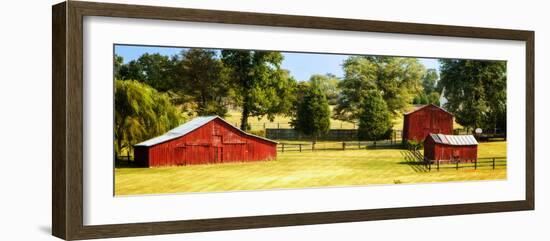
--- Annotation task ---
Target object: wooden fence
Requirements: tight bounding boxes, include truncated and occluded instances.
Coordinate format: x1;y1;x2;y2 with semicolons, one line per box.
268;128;402;142
277;140;402;152
425;157;507;171
407;149;507;171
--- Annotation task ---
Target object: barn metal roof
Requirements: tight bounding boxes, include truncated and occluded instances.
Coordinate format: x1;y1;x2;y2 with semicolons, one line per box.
134;116;277;147
428;133;478;146
404;104;454;116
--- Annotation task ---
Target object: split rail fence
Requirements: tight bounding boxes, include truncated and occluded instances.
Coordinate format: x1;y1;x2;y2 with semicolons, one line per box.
277;140;402;152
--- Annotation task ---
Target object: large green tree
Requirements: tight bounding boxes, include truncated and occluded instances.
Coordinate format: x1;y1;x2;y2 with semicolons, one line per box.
114;80;182;158
422;68;439;93
292;84;331;143
114;54;124;80
335;56;425;121
117;53;178;92
357;91;393;141
438;59;506;133
308;74;340;105
413;68;440;105
175;49;231;116
221;50;296;130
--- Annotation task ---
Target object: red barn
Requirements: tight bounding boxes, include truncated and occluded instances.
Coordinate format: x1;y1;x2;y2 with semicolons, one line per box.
424;134;478;163
133;116;277;167
402;104;453;143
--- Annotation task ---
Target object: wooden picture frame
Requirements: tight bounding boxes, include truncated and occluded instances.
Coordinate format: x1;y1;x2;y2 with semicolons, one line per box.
52;1;534;240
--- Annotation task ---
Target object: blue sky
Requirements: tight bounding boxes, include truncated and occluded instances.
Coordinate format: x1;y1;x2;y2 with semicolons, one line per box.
115;45;440;81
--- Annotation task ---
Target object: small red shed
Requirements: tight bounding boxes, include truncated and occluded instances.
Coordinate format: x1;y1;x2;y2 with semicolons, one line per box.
424;133;478;163
134;116;277;167
402;104;453;143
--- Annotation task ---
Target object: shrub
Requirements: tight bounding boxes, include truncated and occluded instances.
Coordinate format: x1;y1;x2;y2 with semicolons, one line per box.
407;140;424;151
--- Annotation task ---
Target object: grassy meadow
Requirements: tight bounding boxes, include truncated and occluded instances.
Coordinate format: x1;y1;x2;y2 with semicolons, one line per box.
224;108;358;130
115;141;506;195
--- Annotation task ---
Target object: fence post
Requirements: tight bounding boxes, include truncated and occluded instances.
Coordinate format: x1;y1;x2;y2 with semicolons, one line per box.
312;143;315;151
492;157;495;170
342;142;346;150
474;159;477;170
299;144;302;152
282;143;285;153
437;160;440;171
428;160;431;172
456;160;459;170
358;141;361;149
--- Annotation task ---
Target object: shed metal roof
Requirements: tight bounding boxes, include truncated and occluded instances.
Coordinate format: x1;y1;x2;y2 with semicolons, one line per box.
428;133;478;146
134;116;277;147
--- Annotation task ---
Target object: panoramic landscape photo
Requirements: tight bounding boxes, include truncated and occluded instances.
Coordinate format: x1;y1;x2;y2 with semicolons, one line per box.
113;44;507;196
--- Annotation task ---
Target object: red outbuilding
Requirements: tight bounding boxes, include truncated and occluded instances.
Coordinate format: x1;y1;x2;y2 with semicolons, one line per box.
424;133;478;163
402;104;453;143
134;116;277;167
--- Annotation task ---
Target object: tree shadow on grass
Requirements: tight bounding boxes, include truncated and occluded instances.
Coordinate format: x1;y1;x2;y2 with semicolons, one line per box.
398;150;429;173
115;160;144;168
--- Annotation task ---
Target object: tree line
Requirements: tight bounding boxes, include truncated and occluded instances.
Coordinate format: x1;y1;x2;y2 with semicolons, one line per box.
438;59;507;134
114;48;506;157
115;49;297;156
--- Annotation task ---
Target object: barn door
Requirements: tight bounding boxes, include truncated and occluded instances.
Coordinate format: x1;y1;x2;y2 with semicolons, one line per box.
214;146;223;163
212;135;222;163
174;146;186;166
211;145;222;163
453;149;460;160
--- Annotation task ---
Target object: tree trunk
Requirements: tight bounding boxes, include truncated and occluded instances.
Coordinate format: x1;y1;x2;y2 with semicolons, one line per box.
200;93;207;114
116;136;123;161
240;103;250;131
115;119;126;160
237;63;252;131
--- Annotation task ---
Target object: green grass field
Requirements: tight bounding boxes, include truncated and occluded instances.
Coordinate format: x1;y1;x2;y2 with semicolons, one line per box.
224;108;357;130
115;141;506;195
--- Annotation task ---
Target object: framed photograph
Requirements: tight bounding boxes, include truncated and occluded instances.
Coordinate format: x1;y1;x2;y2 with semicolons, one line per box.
52;1;534;240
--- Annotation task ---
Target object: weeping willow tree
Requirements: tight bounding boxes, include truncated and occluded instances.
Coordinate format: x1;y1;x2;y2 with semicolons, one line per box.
114;80;182;158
